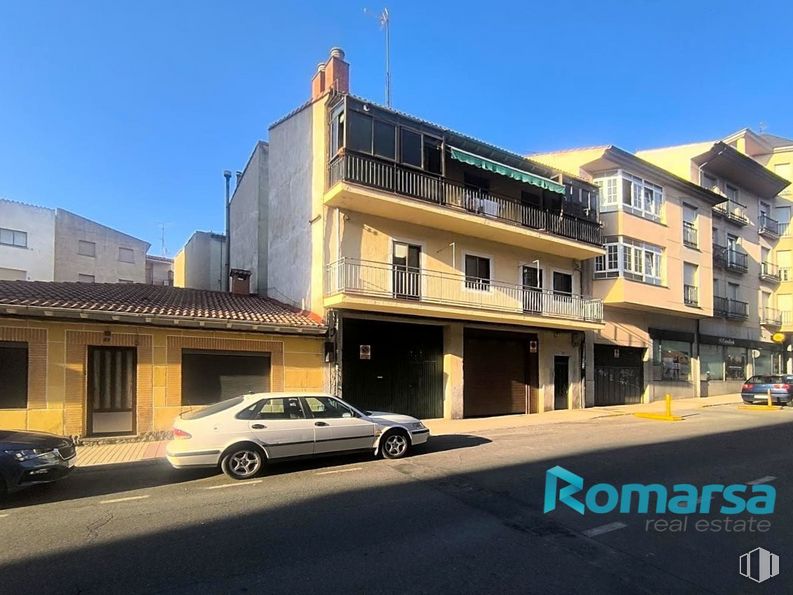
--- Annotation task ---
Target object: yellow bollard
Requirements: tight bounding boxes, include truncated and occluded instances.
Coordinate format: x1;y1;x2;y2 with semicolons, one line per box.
738;387;783;411
768;388;773;408
634;393;683;422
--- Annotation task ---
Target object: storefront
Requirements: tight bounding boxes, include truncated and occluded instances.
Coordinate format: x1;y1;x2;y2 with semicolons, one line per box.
699;334;784;395
648;328;696;399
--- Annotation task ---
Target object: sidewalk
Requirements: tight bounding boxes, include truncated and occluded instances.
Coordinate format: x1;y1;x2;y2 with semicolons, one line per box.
75;394;743;468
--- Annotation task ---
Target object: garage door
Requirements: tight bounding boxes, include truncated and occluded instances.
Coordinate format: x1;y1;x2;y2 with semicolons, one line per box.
181;350;271;406
464;331;534;417
594;345;644;406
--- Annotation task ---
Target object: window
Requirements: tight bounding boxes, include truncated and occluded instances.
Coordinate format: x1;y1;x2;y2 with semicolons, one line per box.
118;279;134;284
552;271;573;295
303;396;355;419
725;346;747;380
652;339;691;382
594;172;662;220
776;206;790;236
347;110;373;154
0;342;28;408
78;240;96;257
0;228;27;248
701;172;718;190
330;109;345;155
683;263;698;306
182;396;246;420
725;184;738;202
373;120;396;160
683;204;698;248
78;274;95;283
778;250;791;281
423;137;442;174
465;254;490;290
239;397;306;420
181;350;271;406
400;128;422;168
595;177;618;210
594;237;662;285
700;344;724;381
118;247;135;263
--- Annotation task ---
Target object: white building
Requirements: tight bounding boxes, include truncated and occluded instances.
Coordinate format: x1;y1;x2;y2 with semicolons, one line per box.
0;199;56;281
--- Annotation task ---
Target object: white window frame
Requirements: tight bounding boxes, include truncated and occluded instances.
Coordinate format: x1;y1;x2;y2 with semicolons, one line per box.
593;170;663;222
78;240;96;257
594;237;663;286
118;247;135;264
0;228;28;248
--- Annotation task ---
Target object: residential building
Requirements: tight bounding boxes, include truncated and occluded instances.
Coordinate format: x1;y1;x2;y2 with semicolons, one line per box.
173;231;227;291
719;130;793;357
637;140;790;393
146;254;174;286
531;146;724;404
0;282;326;437
0;199;55;281
231;48;605;420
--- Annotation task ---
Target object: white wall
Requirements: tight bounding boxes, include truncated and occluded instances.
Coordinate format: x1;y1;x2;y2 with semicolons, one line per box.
0;199;56;281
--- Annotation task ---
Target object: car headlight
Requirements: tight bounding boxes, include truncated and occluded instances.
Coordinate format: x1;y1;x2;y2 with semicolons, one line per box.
408;422;426;431
4;448;56;462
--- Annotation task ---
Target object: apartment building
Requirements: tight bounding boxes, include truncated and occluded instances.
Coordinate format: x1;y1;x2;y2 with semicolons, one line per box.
637;141;790;393
532;146;723;404
230;48;605;419
0;199;157;284
146;255;174;286
174;231;227;291
719;130;793;349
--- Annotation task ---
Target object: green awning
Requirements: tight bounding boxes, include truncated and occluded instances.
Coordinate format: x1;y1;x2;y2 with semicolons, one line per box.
449;147;565;194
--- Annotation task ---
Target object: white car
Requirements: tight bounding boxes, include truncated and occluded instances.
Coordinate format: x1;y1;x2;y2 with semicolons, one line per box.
166;393;430;480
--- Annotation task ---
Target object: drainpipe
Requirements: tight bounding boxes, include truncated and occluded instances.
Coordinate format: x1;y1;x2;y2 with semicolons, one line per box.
224;170;232;292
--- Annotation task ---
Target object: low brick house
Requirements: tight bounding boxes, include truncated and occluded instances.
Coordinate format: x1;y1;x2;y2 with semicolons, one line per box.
0;281;327;437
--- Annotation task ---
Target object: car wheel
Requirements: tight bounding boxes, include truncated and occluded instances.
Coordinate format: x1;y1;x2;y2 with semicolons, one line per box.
220;444;264;480
381;431;410;459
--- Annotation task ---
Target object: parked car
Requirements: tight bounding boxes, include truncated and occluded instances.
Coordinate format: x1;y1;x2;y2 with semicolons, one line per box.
0;430;76;496
741;375;793;405
166;393;430;480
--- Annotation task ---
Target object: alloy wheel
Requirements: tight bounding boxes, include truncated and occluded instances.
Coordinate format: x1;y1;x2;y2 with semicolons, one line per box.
384;433;408;458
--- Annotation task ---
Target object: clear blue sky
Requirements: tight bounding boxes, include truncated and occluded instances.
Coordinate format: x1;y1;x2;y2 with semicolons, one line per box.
1;1;791;253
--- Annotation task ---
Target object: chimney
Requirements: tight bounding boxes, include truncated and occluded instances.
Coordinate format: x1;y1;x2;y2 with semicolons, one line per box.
310;62;326;100
229;268;252;295
325;47;349;94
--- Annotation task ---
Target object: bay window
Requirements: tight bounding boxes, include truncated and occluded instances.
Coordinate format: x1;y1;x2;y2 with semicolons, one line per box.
594;171;663;221
594;237;663;285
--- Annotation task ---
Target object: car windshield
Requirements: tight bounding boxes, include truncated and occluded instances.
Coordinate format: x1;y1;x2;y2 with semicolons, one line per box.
181;396;246;420
747;376;784;384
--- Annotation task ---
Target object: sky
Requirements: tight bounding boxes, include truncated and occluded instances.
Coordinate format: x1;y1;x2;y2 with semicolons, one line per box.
1;1;792;254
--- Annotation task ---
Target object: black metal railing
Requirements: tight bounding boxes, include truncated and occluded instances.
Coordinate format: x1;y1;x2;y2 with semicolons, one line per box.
713;244;748;273
761;307;783;326
683;285;698;306
329;152;603;247
760;261;781;282
682;221;698;248
714;296;748;320
759;214;780;238
713;200;748;226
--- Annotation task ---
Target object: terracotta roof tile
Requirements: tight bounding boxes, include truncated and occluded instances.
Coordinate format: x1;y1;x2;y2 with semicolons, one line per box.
0;281;324;330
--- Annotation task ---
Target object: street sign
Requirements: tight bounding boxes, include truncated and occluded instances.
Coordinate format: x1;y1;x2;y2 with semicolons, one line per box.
772;332;785;344
359;344;371;360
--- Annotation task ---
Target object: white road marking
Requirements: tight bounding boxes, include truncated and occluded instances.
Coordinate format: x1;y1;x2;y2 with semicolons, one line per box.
316;467;362;476
583;522;628;538
204;480;262;490
747;476;776;485
100;495;150;504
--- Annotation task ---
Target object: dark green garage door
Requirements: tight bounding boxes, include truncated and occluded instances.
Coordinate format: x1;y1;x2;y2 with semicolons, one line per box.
594;344;644;406
341;318;443;419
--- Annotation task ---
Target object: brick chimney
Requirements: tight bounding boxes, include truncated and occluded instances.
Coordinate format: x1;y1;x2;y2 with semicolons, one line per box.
311;47;349;100
229;269;252;295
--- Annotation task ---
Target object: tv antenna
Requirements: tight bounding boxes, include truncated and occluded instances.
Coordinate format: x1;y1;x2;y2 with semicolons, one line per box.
158;223;168;257
364;7;391;107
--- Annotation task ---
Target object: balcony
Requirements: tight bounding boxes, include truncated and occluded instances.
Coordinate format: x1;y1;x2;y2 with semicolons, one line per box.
683;285;698;306
324;258;603;327
761;307;783;327
713;244;748;273
713;296;748;320
327;153;604;259
760;262;782;283
682;221;698;249
759;214;780;239
713;200;748;226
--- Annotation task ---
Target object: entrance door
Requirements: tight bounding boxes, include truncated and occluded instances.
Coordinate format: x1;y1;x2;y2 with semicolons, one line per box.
594;345;644;405
88;347;136;436
393;242;421;300
553;356;569;410
522;265;543;313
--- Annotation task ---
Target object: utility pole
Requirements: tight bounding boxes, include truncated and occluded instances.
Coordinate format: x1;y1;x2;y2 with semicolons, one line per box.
223;170;232;292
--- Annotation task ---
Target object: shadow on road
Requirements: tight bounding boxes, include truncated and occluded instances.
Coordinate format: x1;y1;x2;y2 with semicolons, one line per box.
0;433;490;510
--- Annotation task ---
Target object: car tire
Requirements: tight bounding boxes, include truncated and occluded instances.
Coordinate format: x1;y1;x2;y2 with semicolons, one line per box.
381;430;410;460
220;444;264;480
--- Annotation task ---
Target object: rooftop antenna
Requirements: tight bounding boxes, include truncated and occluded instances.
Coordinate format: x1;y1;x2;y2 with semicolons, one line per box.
364;7;391;107
158;223;168;257
759;121;768;134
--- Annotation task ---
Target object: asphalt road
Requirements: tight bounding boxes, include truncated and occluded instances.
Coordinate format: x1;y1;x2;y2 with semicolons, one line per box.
1;405;791;594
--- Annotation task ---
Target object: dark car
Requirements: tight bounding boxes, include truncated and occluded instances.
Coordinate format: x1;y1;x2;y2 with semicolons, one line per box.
741;375;793;405
0;430;76;496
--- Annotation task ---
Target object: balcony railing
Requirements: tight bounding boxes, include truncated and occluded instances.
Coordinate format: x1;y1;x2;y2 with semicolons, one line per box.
713;296;749;320
761;307;783;327
325;258;604;323
760;261;782;283
759;214;780;238
713;244;748;273
783;311;793;325
329;152;603;247
683;285;698;306
713;200;748;226
682;221;698;248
